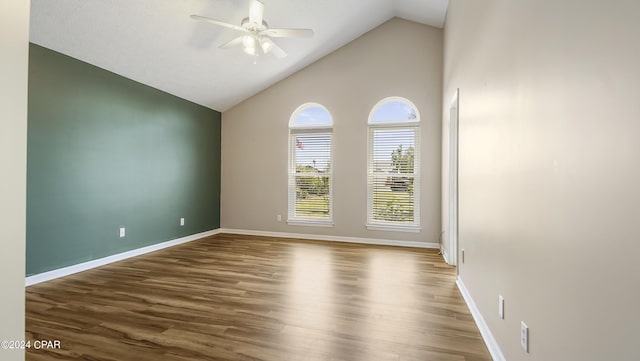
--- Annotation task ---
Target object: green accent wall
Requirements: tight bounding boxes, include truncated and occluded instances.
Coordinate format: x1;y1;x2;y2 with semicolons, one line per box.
26;43;221;276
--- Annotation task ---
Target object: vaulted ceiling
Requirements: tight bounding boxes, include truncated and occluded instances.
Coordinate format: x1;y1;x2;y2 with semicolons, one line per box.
30;0;448;112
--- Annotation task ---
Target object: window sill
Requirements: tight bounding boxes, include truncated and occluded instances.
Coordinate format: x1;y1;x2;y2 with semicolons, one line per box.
366;223;421;233
287;219;334;228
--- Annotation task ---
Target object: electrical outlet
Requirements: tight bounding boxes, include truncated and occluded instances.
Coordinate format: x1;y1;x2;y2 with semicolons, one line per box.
180;217;185;226
119;227;125;238
277;214;282;222
498;295;504;319
461;249;465;263
521;321;529;352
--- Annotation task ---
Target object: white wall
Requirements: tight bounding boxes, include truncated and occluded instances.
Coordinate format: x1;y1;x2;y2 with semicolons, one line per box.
444;1;640;360
441;88;458;263
222;18;443;244
0;1;29;360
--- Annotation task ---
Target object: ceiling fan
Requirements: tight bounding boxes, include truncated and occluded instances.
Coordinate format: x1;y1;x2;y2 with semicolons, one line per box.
190;0;314;62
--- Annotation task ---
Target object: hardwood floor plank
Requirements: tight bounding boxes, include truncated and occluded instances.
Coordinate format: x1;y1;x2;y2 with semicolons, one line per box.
26;234;491;360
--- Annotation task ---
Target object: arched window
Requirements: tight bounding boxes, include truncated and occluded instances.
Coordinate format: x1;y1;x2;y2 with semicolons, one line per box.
288;103;333;226
367;97;420;231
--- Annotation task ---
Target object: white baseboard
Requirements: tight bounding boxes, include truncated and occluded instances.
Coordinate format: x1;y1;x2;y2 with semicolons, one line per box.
217;228;440;249
456;277;506;361
441;246;451;264
25;228;223;287
26;228;438;286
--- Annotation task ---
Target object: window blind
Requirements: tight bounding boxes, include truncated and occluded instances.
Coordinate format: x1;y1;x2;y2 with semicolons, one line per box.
288;130;332;223
367;127;419;227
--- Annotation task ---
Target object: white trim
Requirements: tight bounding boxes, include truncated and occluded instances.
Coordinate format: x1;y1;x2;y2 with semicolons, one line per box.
368;121;419;128
218;228;439;249
287;220;334;227
456;277;506;361
25;227;439;286
441;245;451;264
366;224;421;233
448;88;460;267
25;229;223;287
290;127;333;134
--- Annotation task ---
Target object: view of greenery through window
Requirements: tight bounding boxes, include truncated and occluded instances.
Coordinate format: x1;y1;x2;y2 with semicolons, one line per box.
295;164;330;218
290;129;332;220
372;144;415;222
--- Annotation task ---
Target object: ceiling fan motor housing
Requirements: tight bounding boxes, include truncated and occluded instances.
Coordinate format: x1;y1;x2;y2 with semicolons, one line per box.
241;17;268;32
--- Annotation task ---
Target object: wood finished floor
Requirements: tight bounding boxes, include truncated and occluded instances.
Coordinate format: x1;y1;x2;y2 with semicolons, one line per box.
26;234;491;361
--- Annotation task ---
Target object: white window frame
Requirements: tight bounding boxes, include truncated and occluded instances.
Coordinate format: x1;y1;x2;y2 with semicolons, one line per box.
288;103;334;227
367;97;421;232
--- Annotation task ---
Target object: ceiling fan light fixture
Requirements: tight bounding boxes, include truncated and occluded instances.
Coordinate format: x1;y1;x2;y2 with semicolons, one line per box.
242;35;257;55
260;38;273;54
242;46;256;56
191;0;313;61
242;35;255;49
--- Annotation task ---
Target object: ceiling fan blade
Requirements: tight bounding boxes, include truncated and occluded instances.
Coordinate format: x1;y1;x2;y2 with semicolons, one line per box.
190;15;248;33
266;39;287;58
249;0;264;25
219;36;245;49
261;28;314;38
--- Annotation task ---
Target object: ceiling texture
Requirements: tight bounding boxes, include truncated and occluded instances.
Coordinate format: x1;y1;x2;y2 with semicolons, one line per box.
30;0;449;112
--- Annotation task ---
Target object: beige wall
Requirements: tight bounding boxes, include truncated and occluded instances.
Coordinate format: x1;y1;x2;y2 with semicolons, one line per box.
0;1;29;360
444;1;640;360
222;18;443;244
